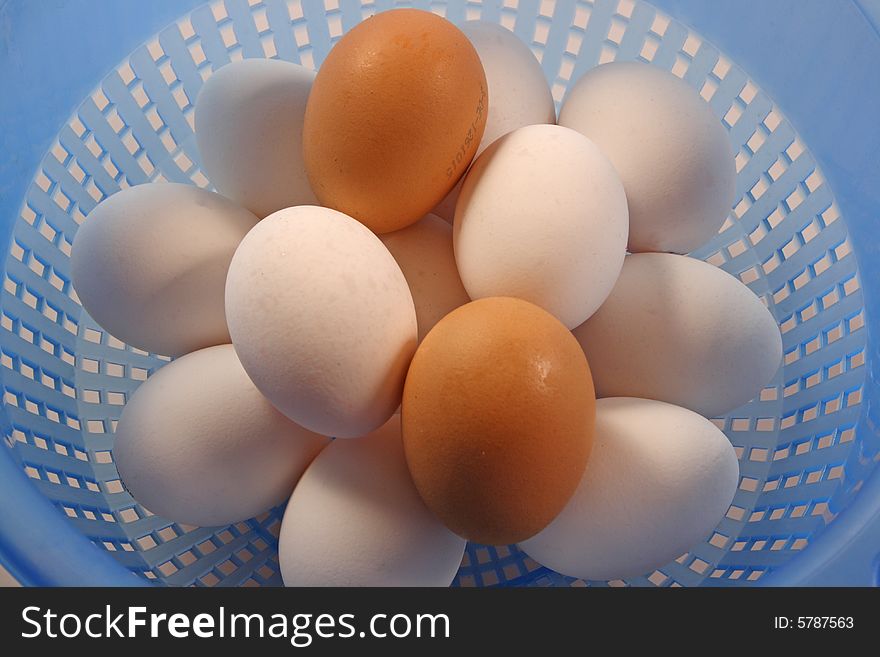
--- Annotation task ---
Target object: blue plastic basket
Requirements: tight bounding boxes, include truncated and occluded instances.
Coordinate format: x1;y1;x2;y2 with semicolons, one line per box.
1;0;879;587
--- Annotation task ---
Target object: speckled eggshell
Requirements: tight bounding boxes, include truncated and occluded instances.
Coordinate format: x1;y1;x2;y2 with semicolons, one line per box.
279;416;466;586
559;61;736;254
303;9;488;234
454;124;628;329
113;345;328;527
432;21;556;222
71;183;258;356
572;253;783;417
379;214;470;342
195;59;317;218
520;397;739;581
402;297;595;545
225;206;417;438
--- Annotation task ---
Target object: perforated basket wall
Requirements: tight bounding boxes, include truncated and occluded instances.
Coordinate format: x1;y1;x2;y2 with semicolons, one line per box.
1;0;876;587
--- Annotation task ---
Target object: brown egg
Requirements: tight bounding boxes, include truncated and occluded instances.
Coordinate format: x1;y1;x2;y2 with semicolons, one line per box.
303;9;488;234
401;297;595;545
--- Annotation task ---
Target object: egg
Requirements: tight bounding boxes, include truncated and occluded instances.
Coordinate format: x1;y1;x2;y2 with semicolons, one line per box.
113;345;328;527
71;183;258;356
573;253;783;417
454;124;628;329
195;59;317;218
520;397;739;581
303;9;488;233
432;21;556;222
402;297;595;545
279;416;466;586
225;205;417;438
559;61;736;254
379;214;470;342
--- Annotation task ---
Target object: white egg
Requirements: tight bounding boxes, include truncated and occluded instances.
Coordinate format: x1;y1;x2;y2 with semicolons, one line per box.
454;124;628;329
279;416;466;586
225;206;417;438
113;345;328;527
379;214;470;342
559;61;736;254
195;59;317;218
433;21;556;222
460;21;557;154
71;183;258;356
520;397;739;581
573;253;783;417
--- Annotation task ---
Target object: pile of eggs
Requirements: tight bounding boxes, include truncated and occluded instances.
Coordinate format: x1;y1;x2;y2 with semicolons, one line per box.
70;9;783;586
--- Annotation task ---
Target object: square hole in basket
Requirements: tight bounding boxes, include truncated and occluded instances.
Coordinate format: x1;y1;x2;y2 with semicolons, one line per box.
827;465;844;480
689;558;709;574
137;534;157;550
848;351;866;369
158;526;178;542
200;572;220;587
641;39;660;62
647;570;668;586
756;418;776;432
118;508;139;523
749;447;769;462
177;550;197;567
726;505;745;521
105;479;124;494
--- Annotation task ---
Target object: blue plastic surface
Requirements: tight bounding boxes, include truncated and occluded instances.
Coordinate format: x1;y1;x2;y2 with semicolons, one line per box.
1;0;878;587
0;0;208;282
651;0;880;588
0;0;206;586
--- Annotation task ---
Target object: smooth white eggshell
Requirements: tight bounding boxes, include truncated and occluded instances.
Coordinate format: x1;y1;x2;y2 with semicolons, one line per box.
559;61;736;254
195;58;317;218
113;345;328;527
573;253;783;417
520;397;739;581
454;124;628;329
379;214;470;342
461;21;557;153
433;21;556;222
279;416;466;586
225;206;417;438
71;183;258;356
